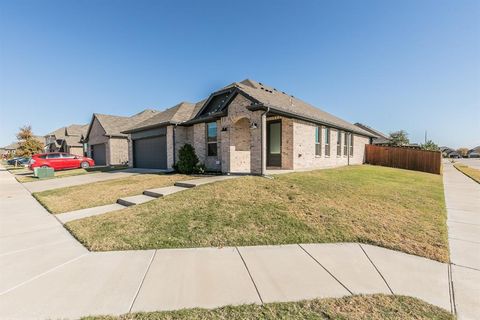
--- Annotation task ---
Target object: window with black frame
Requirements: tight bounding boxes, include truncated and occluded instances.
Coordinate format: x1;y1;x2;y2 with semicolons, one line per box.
315;126;321;156
349;134;354;157
207;122;218;156
324;127;330;156
337;131;342;156
343;132;348;156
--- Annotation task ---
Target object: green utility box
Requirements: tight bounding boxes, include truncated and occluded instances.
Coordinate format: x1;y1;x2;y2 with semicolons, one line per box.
34;167;54;179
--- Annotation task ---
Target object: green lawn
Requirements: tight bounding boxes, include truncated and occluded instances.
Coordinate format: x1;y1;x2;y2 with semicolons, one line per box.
16;165;128;183
34;173;191;213
82;295;454;320
66;165;449;262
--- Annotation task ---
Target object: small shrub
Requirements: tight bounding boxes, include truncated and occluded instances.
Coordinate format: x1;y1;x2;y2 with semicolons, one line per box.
176;144;199;174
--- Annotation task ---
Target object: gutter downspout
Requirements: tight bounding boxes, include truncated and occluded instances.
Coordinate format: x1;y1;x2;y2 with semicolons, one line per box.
260;106;270;176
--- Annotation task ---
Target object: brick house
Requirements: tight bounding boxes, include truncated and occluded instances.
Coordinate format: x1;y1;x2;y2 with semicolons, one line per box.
84;110;157;166
45;125;87;156
123;79;375;174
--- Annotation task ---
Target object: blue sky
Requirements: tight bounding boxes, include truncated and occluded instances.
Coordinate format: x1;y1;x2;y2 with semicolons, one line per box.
0;0;479;148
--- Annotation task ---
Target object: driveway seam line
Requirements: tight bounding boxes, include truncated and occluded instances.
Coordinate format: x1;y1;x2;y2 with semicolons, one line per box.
0;225;60;239
0;253;88;296
0;239;71;257
451;263;480;272
448;262;457;315
297;244;353;295
358;244;394;295
129;249;157;313
235;247;264;304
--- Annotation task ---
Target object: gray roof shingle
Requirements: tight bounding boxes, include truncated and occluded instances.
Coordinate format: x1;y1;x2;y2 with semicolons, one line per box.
91;109;158;137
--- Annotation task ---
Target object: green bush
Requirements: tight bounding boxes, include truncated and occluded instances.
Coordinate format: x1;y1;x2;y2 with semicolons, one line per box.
175;144;200;174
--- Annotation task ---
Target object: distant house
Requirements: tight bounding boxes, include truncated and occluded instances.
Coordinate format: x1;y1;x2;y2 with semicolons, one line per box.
467;146;480;158
45;124;88;156
84;110;157;166
122;79;375;173
2;136;45;157
353;123;391;145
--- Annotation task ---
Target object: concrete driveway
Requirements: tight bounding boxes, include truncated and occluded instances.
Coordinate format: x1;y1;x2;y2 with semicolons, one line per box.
21;168;169;193
0;166;460;319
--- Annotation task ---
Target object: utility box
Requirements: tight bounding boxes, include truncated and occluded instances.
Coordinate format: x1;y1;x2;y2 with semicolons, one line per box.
34;167;54;179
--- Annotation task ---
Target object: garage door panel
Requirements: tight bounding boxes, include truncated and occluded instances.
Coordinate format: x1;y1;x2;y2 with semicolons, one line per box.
134;136;167;169
91;144;106;166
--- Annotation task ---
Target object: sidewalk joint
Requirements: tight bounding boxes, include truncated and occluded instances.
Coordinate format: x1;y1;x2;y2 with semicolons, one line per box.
0;253;88;296
448;263;457;315
358;244;394;295
129;249;157;312
298;244;353;295
235;247;264;304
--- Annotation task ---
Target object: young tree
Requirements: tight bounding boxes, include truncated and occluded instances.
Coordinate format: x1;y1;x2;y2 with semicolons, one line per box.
421;140;439;151
388;130;410;146
456;148;469;157
15;125;44;157
175;144;199;174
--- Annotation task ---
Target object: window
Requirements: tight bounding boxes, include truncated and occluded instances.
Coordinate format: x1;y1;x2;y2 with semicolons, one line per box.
61;153;75;158
324;127;330;156
47;153;61;159
337;131;342;156
343;132;348;156
349;134;354;157
315;126;321;156
207;122;218;156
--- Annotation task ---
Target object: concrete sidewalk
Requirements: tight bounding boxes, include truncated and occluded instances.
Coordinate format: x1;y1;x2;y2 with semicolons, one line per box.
443;162;480;320
0;166;457;319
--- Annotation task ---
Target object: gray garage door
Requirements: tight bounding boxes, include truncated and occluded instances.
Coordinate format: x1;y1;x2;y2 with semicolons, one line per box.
91;144;106;166
133;136;167;169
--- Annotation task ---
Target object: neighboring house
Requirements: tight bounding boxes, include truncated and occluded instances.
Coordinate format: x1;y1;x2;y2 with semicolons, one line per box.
467;146;480;158
447;150;461;158
354;123;391;145
84;109;158;166
2;142;19;157
123;79;375;174
45;125;88;156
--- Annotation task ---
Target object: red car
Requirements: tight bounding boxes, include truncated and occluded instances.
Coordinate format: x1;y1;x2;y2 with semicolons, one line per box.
29;152;95;171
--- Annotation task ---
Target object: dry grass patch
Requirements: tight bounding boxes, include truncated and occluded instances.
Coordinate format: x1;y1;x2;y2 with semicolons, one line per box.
454;163;480;183
66;165;448;261
34;173;190;213
82;295;454;320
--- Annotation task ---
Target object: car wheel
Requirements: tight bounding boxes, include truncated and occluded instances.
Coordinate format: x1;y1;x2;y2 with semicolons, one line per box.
81;161;90;169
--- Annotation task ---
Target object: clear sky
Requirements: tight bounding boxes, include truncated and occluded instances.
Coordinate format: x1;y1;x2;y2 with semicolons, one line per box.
1;0;479;148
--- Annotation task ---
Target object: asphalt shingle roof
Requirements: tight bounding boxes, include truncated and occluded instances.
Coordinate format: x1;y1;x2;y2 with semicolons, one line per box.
93;109;158;137
123;102;204;133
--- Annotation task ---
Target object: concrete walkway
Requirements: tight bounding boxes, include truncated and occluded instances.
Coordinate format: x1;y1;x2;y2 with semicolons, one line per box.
443;162;480;320
21;168;170;193
0;166;460;319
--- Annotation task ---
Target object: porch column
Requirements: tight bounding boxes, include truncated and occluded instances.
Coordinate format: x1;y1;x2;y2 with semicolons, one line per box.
261;112;267;175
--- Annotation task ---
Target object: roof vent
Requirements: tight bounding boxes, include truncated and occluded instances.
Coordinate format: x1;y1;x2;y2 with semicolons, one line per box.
259;82;263;85
282;91;286;94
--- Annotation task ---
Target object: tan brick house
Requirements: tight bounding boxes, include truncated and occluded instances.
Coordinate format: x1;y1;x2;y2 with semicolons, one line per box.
45;124;88;156
84;110;157;166
123;80;375;174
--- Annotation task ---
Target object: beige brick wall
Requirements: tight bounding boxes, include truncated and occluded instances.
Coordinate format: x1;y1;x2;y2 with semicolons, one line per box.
293;120;369;169
166;126;174;169
87;117;108;146
108;137;129;165
127;136;133;167
68;146;84;156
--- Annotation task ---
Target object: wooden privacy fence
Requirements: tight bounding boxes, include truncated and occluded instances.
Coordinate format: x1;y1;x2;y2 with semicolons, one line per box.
365;145;442;174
